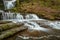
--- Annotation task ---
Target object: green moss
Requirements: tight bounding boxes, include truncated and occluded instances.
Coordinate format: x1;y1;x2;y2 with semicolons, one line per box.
0;0;4;10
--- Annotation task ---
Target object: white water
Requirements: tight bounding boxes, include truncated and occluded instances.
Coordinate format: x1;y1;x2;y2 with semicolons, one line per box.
46;21;60;29
16;13;24;19
2;12;24;21
1;0;60;30
2;0;60;39
41;20;60;30
24;22;50;32
1;12;60;30
25;14;40;19
2;12;16;20
3;0;16;9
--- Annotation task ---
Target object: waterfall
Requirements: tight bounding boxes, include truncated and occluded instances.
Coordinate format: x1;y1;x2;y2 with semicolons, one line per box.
1;12;60;30
39;21;60;30
25;14;39;19
47;21;60;29
2;13;60;30
24;22;50;32
2;0;60;31
16;13;23;19
2;12;24;20
12;0;16;2
2;12;16;20
3;0;16;9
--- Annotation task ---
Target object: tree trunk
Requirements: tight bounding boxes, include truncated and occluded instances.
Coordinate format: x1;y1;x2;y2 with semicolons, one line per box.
0;23;24;31
0;21;12;24
0;26;27;40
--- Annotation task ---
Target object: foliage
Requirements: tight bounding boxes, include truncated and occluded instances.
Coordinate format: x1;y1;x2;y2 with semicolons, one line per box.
0;0;4;10
0;0;60;20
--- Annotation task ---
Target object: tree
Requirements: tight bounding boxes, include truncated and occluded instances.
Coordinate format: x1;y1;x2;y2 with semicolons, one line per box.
0;0;4;10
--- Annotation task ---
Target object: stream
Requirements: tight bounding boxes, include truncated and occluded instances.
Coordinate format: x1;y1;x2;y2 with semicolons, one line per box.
0;12;60;31
0;0;60;40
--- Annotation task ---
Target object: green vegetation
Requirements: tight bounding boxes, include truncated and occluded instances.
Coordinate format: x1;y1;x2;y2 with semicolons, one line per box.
0;21;27;40
0;26;27;40
0;23;23;31
0;0;4;10
15;0;60;20
15;0;60;12
0;0;60;20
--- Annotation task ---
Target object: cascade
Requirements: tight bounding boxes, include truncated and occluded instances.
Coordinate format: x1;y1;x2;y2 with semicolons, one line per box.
1;13;60;30
48;21;60;29
2;12;16;20
24;22;50;32
25;14;39;19
3;0;16;9
40;21;60;30
2;12;24;20
1;0;60;36
16;13;24;19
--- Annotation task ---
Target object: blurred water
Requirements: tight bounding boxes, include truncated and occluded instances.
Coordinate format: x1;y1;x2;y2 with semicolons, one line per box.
1;12;60;30
25;14;39;19
3;0;16;9
24;22;50;32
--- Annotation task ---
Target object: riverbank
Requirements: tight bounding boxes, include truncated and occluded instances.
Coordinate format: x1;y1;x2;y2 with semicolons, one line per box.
15;0;60;20
0;16;60;40
0;20;60;40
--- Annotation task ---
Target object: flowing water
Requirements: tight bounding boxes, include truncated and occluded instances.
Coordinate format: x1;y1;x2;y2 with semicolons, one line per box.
16;13;24;19
1;12;24;20
1;0;60;35
24;22;50;32
25;14;39;19
3;0;16;9
46;21;60;29
0;12;60;30
2;12;16;20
